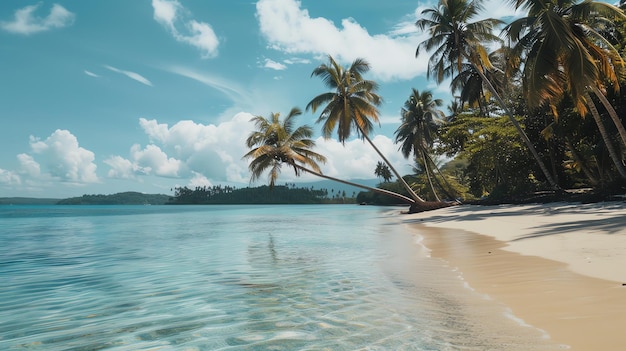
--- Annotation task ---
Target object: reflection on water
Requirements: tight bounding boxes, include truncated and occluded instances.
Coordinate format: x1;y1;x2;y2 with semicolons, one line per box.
0;205;559;350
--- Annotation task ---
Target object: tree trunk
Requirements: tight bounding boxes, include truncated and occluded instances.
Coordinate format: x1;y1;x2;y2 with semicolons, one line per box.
421;149;441;201
473;65;561;190
584;91;626;179
564;138;599;186
592;86;626;148
356;124;427;203
425;152;459;202
293;164;415;204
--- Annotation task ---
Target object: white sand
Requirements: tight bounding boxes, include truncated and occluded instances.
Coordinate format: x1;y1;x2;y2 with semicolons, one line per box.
403;201;626;350
408;201;626;283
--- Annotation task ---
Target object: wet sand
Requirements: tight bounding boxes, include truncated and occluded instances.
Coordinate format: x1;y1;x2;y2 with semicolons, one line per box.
403;202;626;350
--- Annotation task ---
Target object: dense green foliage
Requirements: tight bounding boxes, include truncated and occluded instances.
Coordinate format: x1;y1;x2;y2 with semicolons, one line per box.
0;197;61;205
57;192;171;205
241;0;626;207
169;185;356;204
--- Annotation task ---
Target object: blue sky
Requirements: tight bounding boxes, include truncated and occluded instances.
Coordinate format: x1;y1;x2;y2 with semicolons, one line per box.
0;0;521;198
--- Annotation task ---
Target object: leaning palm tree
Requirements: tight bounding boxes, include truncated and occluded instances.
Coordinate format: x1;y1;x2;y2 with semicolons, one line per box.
505;0;626;178
243;107;415;204
416;0;561;189
306;55;431;208
394;88;446;201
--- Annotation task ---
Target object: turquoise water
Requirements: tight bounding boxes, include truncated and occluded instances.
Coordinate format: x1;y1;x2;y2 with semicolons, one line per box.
0;205;559;350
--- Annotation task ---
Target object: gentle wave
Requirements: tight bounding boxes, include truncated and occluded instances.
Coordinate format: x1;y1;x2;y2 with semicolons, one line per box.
0;205;559;350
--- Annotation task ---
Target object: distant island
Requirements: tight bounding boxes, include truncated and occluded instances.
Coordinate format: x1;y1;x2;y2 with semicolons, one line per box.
0;185;369;206
57;192;171;205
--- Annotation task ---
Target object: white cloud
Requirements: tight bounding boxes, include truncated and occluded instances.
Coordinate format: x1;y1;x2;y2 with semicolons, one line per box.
84;70;100;78
310;135;412;181
263;58;287;71
104;155;136;179
104;65;153;86
106;113;255;184
188;171;212;188
283;57;311;65
129;144;182;177
1;3;75;35
17;153;41;178
28;130;99;183
255;0;429;82
152;0;219;58
98;109;415;191
0;169;21;185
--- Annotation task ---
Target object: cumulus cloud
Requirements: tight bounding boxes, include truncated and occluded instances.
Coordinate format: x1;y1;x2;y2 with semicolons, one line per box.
0;169;21;185
152;0;219;58
1;3;75;35
130;144;182;177
255;0;429;82
17;153;41;178
106;113;255;184
262;58;287;71
103;155;136;179
188;171;212;188
103;112;410;189
104;65;153;86
28;130;99;183
312;135;411;181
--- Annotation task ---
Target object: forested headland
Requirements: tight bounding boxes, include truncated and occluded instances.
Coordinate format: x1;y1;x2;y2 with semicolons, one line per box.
168;185;357;204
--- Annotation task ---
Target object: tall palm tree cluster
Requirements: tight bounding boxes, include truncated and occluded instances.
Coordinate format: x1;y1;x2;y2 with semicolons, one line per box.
415;0;626;197
244;0;626;212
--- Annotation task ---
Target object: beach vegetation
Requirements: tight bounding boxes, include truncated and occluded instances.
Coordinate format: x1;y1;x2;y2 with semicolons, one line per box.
243;107;417;205
415;0;560;190
306;55;430;208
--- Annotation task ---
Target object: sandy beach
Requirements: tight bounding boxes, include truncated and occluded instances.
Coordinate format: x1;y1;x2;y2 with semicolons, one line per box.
404;201;626;350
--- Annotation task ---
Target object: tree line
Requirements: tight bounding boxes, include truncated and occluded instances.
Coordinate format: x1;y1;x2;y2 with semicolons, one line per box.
169;185;357;204
242;0;626;211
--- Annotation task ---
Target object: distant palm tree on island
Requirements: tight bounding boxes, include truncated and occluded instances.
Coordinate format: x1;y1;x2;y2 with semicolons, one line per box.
242;107;417;205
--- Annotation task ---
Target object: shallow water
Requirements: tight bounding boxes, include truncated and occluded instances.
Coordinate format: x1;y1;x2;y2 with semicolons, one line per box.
0;204;560;350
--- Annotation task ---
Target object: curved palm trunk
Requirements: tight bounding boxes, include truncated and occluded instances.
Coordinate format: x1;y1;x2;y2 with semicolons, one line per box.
356;124;427;203
591;86;626;148
564;138;599;186
292;164;416;204
420;150;441;201
584;91;626;179
473;66;561;190
425;152;460;202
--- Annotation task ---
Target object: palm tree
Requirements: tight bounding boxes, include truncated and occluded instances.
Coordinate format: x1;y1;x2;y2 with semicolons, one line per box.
505;0;626;178
374;161;393;183
243;107;415;204
394;88;446;201
306;55;429;206
416;0;561;190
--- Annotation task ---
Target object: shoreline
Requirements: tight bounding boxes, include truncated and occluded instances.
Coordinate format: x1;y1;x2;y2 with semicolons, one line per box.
403;201;626;350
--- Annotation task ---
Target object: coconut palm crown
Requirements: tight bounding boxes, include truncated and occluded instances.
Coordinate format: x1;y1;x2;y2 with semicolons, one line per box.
504;0;626;116
243;107;327;188
306;55;382;143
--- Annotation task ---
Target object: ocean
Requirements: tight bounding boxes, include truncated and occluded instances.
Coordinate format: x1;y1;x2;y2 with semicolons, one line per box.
0;204;560;350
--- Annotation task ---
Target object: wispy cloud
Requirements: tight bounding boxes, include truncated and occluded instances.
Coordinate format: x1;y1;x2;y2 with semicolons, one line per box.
84;70;100;78
1;3;75;35
166;65;249;105
152;0;219;58
104;65;153;86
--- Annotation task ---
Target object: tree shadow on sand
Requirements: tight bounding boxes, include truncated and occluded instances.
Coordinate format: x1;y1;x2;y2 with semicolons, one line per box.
402;202;626;241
